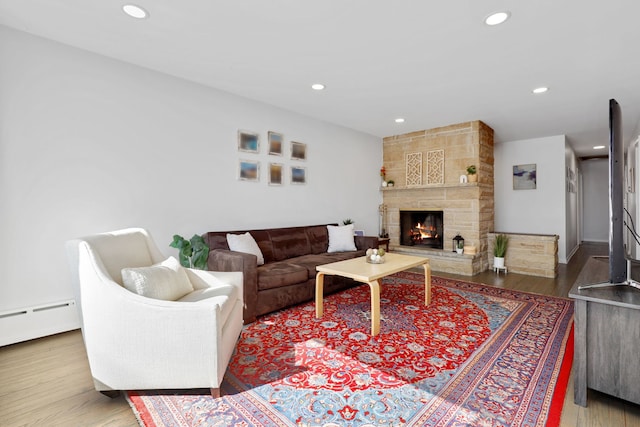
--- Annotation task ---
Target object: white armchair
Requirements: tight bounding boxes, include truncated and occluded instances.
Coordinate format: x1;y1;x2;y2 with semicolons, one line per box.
65;228;243;398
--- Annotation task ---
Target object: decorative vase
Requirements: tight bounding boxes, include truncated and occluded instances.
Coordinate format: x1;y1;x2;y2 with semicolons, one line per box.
456;247;464;255
467;174;478;183
494;256;505;268
381;180;388;187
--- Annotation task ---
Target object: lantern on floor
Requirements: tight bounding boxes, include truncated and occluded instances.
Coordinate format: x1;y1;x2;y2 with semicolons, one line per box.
452;234;464;252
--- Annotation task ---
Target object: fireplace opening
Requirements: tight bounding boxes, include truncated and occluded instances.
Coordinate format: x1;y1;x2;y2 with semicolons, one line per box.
400;210;444;249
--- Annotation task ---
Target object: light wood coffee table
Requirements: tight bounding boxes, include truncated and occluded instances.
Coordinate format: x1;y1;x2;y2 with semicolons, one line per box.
315;253;431;336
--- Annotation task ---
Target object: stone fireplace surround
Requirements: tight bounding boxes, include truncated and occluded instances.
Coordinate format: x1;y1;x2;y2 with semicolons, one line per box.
382;121;494;276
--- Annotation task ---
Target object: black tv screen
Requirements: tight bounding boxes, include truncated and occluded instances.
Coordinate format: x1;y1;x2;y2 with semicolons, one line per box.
609;98;627;283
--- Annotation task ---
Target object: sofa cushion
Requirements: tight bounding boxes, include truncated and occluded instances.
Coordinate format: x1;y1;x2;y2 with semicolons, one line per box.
177;284;238;324
326;250;367;262
327;224;357;253
288;254;333;279
306;225;330;254
226;232;265;265
121;256;194;301
203;232;230;251
257;262;309;290
286;252;363;279
268;227;312;261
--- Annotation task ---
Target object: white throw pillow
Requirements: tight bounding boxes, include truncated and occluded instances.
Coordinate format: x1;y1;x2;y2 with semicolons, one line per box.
226;232;265;265
327;224;357;253
121;256;194;301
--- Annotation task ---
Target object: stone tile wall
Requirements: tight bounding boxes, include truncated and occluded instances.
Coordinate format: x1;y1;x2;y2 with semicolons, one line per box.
487;232;559;278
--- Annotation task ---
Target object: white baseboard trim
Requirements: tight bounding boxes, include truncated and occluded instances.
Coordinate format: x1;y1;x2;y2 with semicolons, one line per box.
0;300;80;347
565;244;580;263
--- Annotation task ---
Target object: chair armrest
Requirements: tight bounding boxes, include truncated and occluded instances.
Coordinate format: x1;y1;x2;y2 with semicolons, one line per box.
186;268;244;325
208;249;258;323
186;269;244;305
355;235;380;250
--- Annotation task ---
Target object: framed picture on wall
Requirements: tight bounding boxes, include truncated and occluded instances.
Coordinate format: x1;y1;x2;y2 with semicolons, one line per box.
291;141;307;161
238;130;260;153
513;164;537;190
238;160;260;182
268;131;284;156
291;166;306;184
268;163;284;185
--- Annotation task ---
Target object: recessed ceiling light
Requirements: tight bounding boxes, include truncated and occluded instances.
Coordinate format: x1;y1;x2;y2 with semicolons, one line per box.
395;118;405;123
123;4;149;19
311;83;325;91
485;11;510;26
532;87;549;94
593;145;606;150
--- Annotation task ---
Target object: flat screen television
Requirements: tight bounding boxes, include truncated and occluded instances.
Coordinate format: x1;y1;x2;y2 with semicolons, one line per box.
609;98;627;283
580;98;640;290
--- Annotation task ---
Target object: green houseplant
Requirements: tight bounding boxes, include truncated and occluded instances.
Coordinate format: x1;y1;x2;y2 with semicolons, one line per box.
466;165;477;182
170;234;210;270
342;218;354;225
493;234;508;268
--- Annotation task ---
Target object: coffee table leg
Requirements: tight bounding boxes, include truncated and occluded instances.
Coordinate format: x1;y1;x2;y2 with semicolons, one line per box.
315;272;325;318
423;263;432;305
368;280;381;336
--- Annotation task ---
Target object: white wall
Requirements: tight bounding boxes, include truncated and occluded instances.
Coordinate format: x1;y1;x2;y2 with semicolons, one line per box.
564;143;580;260
627;120;640;260
0;26;382;342
494;135;570;263
581;158;609;242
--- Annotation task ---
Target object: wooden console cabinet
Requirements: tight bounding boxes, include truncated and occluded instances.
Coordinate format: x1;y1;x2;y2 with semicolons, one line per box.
569;256;640;407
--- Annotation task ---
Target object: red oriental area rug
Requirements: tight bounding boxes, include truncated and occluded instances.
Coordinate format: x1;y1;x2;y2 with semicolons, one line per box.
127;273;574;427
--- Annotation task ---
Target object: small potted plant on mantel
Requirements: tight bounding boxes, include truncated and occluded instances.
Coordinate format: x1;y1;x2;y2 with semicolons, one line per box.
493;234;508;269
466;165;477;183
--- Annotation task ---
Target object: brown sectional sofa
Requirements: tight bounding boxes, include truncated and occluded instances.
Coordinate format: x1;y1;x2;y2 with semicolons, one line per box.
203;224;378;323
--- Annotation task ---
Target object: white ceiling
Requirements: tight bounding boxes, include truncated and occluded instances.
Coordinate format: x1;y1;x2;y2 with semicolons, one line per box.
2;0;640;157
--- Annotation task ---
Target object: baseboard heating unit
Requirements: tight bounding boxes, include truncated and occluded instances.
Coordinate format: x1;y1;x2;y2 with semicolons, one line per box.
0;300;80;346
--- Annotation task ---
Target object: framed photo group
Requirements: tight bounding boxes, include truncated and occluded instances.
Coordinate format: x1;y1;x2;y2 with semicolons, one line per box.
237;130;307;185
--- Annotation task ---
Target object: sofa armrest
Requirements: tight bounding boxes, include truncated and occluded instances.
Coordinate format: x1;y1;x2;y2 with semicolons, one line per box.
355;235;379;251
208;249;258;323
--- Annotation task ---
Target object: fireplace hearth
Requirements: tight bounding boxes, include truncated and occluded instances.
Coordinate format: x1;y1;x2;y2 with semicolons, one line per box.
400;210;444;249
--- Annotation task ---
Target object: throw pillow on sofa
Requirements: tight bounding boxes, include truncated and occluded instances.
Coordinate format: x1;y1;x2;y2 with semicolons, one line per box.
121;256;194;301
327;224;357;253
227;232;265;265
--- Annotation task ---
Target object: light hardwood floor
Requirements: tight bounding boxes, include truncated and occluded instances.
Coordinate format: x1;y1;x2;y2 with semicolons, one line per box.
1;242;639;426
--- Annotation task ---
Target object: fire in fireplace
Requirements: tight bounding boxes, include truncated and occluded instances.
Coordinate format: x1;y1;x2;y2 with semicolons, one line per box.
400;210;444;249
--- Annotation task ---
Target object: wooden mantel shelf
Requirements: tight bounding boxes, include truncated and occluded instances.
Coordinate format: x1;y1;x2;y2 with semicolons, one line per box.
381;182;482;191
